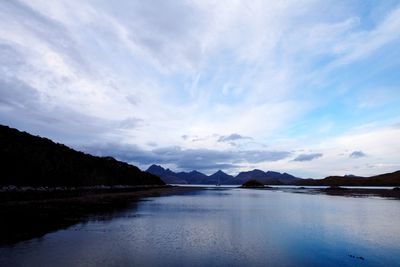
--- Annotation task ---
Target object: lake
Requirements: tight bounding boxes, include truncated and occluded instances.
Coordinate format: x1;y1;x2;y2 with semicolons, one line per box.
1;187;399;267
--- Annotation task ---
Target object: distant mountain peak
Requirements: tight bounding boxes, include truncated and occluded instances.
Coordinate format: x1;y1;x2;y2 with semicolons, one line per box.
146;164;165;172
212;170;228;175
148;164;163;168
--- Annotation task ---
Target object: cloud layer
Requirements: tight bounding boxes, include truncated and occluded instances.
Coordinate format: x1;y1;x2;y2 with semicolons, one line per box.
349;151;367;158
83;143;291;174
1;0;400;176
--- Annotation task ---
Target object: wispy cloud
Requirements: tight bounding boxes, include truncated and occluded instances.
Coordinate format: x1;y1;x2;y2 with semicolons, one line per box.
0;1;399;177
218;134;252;142
293;153;323;162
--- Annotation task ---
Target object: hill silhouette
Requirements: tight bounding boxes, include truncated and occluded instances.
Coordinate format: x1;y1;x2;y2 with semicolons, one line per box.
296;171;400;186
0;125;164;187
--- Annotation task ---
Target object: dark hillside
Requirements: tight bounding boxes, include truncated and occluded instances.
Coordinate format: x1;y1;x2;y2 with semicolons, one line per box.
296;171;400;186
0;125;164;187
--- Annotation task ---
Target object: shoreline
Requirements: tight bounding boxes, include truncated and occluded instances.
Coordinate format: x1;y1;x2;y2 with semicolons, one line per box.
250;186;400;200
0;185;201;246
269;186;400;199
313;187;400;199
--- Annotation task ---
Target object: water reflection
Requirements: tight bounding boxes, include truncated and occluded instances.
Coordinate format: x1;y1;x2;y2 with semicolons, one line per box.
0;189;399;267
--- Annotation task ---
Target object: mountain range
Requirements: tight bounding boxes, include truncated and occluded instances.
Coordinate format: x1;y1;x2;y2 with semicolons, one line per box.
147;164;400;186
146;165;300;185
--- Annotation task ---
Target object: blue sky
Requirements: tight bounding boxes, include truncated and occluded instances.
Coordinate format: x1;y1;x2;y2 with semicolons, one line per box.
1;0;400;178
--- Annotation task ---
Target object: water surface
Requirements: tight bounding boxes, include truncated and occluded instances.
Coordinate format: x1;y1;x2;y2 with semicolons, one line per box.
1;188;399;267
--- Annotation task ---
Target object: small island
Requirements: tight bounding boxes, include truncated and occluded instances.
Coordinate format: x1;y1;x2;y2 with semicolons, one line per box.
324;185;348;191
241;180;272;188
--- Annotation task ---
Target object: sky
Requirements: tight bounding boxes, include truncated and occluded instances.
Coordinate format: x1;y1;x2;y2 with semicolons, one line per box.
1;0;400;178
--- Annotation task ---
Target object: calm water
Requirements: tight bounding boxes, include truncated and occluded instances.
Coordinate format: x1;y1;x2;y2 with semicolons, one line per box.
1;188;399;267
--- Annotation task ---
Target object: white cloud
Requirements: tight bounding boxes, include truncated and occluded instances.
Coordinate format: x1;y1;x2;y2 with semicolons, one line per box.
333;7;400;64
0;1;399;177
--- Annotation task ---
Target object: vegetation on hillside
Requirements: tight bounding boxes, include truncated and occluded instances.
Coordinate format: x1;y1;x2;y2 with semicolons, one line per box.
0;125;164;187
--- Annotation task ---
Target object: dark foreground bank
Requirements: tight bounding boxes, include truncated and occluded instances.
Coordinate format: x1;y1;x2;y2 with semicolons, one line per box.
0;186;200;245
